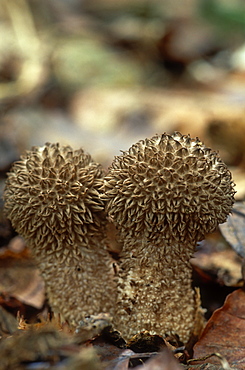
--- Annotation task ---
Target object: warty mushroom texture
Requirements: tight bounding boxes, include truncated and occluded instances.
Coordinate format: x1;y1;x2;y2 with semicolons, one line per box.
103;132;235;344
4;143;116;324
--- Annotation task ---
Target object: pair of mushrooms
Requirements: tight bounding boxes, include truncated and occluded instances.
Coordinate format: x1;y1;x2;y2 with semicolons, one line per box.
3;132;235;344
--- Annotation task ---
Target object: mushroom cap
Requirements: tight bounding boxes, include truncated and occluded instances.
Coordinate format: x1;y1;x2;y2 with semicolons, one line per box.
4;143;106;256
104;132;235;243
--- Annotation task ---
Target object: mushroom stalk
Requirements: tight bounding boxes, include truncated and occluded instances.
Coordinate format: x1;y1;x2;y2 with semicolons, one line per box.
4;143;116;324
104;132;235;343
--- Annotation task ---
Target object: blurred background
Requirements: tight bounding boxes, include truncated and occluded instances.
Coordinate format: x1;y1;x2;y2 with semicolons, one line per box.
0;0;245;330
1;0;245;172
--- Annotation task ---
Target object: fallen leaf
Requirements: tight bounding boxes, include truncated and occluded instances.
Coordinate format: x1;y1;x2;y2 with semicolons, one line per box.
0;305;18;336
192;246;243;287
219;202;245;258
134;348;183;370
106;349;135;370
0;242;45;309
193;289;245;369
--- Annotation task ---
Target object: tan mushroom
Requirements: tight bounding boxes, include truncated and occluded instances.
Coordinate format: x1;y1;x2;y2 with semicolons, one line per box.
4;143;115;324
103;132;235;344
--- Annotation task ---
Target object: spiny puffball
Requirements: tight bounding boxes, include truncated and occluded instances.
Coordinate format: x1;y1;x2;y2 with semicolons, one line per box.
4;143;116;324
104;132;235;343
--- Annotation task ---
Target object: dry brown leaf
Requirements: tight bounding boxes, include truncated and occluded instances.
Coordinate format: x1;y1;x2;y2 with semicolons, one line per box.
105;349;135;370
192;247;243;287
134;348;183;370
219;202;245;259
0;245;45;309
0;305;18;336
193;288;245;369
104;348;182;370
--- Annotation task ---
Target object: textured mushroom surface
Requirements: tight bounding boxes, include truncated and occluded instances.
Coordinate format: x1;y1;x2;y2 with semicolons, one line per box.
4;143;115;323
104;132;235;343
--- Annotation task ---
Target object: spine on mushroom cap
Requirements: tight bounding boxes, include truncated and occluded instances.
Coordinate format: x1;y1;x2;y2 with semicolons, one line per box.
4;143;116;324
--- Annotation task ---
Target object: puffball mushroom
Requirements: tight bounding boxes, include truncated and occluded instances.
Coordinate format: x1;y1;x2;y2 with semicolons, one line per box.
104;132;235;344
4;143;115;324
